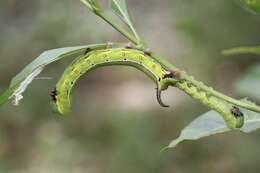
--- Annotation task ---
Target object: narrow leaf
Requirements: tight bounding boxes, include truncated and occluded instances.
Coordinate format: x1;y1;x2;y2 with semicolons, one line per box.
109;0;132;26
165;99;260;149
222;46;260;56
80;0;93;10
80;0;102;13
10;67;44;106
0;43;111;106
109;0;139;40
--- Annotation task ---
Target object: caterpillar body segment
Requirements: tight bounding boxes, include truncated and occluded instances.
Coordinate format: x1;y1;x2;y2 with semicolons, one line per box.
176;81;244;129
55;48;178;114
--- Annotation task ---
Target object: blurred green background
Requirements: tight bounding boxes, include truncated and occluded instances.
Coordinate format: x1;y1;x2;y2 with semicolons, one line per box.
1;0;260;172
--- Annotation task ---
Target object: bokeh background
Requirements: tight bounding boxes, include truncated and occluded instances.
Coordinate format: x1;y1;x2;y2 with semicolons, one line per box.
1;0;260;172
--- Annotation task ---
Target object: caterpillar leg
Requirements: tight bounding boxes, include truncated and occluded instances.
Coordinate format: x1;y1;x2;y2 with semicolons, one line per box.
106;42;113;49
125;42;133;49
84;48;92;55
144;48;152;56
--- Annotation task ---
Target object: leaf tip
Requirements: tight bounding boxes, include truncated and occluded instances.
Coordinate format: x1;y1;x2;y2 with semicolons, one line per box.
160;146;171;154
221;49;235;56
8;67;43;106
167;137;183;149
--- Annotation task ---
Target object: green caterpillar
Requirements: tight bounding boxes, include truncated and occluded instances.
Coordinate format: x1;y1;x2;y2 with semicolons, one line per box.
52;47;244;129
175;80;244;128
52;48;177;114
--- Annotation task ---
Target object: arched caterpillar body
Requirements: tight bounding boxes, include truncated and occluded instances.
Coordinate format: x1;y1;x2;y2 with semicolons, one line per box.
53;47;244;129
54;48;176;115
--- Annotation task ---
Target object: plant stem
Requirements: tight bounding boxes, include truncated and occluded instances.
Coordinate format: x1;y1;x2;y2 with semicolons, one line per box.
97;12;140;45
222;46;260;56
150;52;260;113
81;1;144;48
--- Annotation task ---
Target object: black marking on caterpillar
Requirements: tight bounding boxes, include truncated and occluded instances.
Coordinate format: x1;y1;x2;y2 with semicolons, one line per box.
231;106;244;118
84;48;92;55
50;87;57;102
144;48;152;56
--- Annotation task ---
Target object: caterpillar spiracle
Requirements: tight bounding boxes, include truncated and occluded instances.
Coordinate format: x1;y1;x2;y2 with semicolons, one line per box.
52;48;178;115
176;81;244;129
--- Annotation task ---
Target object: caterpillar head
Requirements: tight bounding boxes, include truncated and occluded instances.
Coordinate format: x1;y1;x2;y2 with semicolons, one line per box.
50;87;57;102
230;106;244;128
231;106;244;118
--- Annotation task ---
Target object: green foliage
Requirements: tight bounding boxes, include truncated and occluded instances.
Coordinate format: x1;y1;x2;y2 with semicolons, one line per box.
222;46;260;56
239;0;260;15
165;100;260;149
0;44;114;106
3;0;260;172
109;0;132;28
108;0;141;43
80;0;102;13
1;0;260;153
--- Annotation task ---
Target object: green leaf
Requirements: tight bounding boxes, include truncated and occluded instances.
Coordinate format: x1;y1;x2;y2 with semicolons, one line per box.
109;0;140;41
80;0;102;13
109;0;132;26
222;46;260;56
0;43;110;107
80;0;92;10
0;89;13;106
236;64;260;100
239;0;260;15
165;100;260;149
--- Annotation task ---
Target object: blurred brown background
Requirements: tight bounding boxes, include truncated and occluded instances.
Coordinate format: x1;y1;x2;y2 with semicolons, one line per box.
1;0;260;172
